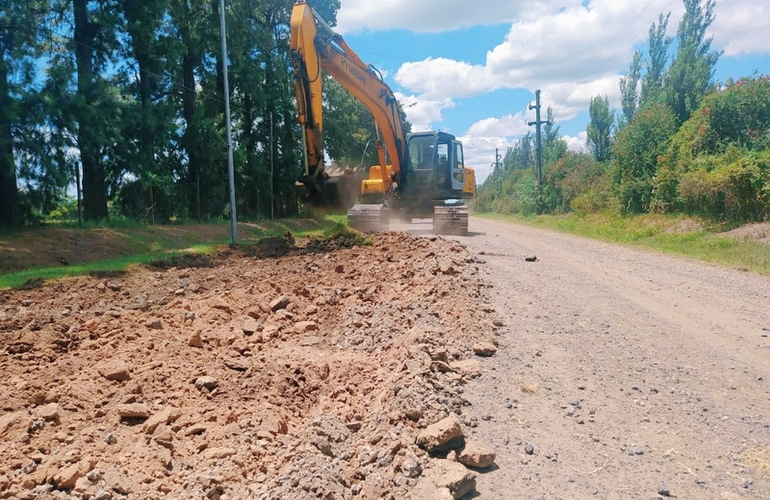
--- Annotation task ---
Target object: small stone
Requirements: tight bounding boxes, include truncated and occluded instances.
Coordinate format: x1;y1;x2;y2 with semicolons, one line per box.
97;360;131;382
203;447;236;460
94;489;112;500
658;482;671;497
117;403;150;419
105;433;118;445
524;443;534;455
146;319;163;330
269;296;290;312
524;255;538;262
294;321;318;333
473;342;497;357
195;376;219;391
86;469;102;482
53;463;83;489
189;332;204;348
36;403;60;422
242;319;259;335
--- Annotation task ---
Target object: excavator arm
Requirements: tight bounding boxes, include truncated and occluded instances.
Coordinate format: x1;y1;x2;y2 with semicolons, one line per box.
290;0;406;203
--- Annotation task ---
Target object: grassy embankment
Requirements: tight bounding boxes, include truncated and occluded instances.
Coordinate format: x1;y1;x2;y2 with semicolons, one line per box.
0;218;341;289
478;212;770;275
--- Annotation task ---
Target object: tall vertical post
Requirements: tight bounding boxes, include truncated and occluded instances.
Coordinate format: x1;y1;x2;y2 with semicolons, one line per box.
528;89;547;213
220;0;237;243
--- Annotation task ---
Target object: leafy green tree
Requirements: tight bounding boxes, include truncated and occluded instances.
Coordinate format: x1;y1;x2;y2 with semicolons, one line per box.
0;0;50;228
72;0;120;221
654;75;770;215
542;107;567;167
586;95;613;162
619;50;642;124
641;13;672;107
545;151;608;214
612;102;677;213
664;0;721;123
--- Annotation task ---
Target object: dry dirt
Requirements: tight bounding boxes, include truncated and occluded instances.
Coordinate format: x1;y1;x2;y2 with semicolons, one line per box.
0;230;497;499
1;217;770;500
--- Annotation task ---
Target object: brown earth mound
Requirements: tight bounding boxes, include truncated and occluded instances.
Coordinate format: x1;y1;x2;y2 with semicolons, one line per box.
0;232;499;499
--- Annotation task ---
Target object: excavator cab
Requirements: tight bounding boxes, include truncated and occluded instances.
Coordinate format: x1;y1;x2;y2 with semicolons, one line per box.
403;132;472;203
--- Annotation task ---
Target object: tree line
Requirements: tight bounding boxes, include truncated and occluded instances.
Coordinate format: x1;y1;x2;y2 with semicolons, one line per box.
478;0;770;224
0;0;353;229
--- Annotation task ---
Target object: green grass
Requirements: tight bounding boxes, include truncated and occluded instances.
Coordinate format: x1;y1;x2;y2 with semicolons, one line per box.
0;218;337;290
477;211;770;275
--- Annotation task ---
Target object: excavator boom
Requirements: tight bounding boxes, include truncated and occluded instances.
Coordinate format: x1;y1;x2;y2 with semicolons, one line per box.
289;0;474;234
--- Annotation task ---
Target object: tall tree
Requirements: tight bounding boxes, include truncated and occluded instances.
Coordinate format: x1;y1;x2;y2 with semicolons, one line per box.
586;95;614;162
72;0;113;221
542;107;567;167
665;0;721;123
619;50;642;124
0;0;48;227
641;13;672;107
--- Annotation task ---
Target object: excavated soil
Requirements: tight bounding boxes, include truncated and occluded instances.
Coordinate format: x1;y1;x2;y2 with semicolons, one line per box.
0;232;498;499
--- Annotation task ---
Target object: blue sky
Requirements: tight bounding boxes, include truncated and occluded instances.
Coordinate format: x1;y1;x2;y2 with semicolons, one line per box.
328;0;770;183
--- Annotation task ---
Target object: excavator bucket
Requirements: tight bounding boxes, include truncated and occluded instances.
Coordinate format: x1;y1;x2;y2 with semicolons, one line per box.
347;204;387;233
433;204;469;236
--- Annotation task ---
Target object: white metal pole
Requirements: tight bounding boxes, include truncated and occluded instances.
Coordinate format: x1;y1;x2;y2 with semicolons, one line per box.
220;0;237;243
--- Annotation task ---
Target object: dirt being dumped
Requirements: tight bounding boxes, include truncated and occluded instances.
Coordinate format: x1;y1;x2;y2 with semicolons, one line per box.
0;232;499;499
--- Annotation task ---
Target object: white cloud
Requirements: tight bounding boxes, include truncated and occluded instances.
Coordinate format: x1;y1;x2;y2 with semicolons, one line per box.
465;113;529;138
336;0;574;34
711;0;770;56
396;92;455;132
564;132;588;152
458;134;517;184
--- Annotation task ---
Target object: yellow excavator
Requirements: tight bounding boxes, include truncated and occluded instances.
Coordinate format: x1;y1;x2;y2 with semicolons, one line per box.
289;0;475;234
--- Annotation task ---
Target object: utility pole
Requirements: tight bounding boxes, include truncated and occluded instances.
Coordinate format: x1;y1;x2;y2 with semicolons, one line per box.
492;148;502;171
220;0;237;244
527;89;548;213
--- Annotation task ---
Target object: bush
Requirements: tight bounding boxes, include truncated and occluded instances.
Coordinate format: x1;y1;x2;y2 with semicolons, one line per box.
676;150;770;221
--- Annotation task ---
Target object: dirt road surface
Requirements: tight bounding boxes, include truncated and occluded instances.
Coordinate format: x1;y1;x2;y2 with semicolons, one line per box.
451;217;770;499
0;218;769;499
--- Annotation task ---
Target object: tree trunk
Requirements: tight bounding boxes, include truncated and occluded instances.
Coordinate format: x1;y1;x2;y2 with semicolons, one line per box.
73;0;108;221
0;57;22;228
182;52;202;221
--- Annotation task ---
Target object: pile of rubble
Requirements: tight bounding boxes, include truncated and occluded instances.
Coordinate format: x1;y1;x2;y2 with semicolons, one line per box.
0;232;502;499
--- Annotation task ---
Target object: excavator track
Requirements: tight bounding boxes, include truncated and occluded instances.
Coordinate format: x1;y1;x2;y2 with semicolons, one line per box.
347;204;388;233
433;204;469;236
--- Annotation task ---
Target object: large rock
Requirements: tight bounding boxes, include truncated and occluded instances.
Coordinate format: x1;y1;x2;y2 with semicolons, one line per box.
457;441;496;469
421;459;477;499
416;415;465;453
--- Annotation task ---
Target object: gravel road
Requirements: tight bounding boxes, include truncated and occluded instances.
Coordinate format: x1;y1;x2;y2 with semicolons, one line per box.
453;217;770;499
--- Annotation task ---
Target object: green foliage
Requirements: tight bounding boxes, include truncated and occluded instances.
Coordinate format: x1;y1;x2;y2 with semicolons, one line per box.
545;151;614;214
703;75;770;152
586;95;614;162
612;102;678;213
619;50;642;123
641;13;672;107
675;150;770;221
664;0;721;124
654;75;770;221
